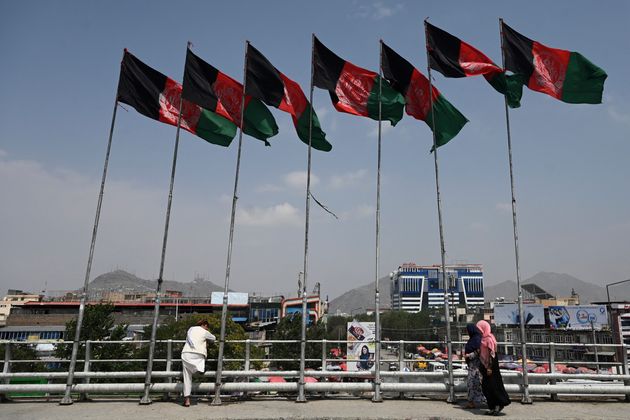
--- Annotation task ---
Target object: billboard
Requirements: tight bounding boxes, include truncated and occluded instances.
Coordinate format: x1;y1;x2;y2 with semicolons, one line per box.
493;303;545;326
548;305;609;330
346;321;375;372
210;292;248;305
284;307;313;325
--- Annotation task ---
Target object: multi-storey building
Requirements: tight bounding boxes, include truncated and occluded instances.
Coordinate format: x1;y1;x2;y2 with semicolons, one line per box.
390;263;484;312
0;291;328;341
0;290;43;326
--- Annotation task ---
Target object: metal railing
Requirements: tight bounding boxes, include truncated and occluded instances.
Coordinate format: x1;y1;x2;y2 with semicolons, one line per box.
1;339;629;402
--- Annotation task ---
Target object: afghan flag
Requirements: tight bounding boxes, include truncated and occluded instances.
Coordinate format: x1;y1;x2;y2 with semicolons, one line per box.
117;50;237;146
501;21;607;104
381;42;467;149
313;36;405;125
182;48;279;145
245;44;332;152
425;21;524;109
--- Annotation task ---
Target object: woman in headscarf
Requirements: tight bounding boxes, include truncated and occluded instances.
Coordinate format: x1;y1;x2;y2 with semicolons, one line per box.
463;323;485;409
358;345;372;370
476;320;510;415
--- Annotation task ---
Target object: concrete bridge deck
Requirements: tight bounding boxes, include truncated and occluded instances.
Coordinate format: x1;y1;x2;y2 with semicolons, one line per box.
1;397;628;419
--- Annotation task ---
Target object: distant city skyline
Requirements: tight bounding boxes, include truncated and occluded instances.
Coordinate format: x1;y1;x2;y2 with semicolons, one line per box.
1;1;629;300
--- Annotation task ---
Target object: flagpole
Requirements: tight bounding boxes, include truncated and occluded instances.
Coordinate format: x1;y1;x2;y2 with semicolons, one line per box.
424;19;454;404
211;39;250;406
296;33;316;404
139;43;189;405
371;39;384;404
60;74;121;406
499;18;531;404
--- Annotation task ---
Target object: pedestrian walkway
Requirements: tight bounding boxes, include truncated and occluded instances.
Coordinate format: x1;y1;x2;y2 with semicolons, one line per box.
1;397;628;419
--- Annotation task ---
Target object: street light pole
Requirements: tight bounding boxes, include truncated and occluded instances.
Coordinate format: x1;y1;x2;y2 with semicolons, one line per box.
606;278;630;326
606;278;630;305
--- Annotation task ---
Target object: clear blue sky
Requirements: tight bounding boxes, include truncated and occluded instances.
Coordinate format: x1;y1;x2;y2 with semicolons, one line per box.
1;1;629;300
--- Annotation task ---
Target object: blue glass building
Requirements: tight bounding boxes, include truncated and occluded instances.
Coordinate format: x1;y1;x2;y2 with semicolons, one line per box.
390;263;484;312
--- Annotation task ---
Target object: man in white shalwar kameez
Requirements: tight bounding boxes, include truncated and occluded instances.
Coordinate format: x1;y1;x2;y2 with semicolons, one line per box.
181;319;216;406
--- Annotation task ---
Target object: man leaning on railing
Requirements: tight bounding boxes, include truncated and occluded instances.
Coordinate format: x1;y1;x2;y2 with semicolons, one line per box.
180;319;216;407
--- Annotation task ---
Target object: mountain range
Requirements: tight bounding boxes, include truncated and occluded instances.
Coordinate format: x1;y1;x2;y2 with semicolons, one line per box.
64;269;629;313
327;276;391;316
85;269;227;297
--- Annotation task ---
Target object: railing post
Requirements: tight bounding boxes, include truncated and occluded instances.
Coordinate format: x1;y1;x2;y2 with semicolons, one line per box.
243;339;251;400
244;339;251;371
591;325;599;373
623;344;630;402
549;342;557;401
79;340;91;401
0;343;11;402
398;340;405;399
320;339;327;398
163;340;173;401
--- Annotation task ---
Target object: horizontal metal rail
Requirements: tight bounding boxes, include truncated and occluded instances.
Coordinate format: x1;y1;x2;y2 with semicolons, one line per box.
2;369;629;381
1;338;627;402
1;382;630;395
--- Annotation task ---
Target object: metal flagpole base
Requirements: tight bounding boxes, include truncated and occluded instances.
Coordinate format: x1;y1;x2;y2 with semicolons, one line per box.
139;384;153;404
210;386;223;406
520;389;533;404
59;395;74;405
139;396;152;405
371;383;383;403
446;383;455;403
295;383;306;403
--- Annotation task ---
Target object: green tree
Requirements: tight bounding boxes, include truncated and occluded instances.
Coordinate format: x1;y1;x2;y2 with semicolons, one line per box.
326;315;350;342
0;343;46;373
136;313;257;371
270;313;325;370
54;304;133;376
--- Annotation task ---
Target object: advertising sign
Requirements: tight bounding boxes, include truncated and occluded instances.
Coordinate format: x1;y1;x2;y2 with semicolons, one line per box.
210;292;248;305
493;303;545;326
548;305;608;330
346;321;375;372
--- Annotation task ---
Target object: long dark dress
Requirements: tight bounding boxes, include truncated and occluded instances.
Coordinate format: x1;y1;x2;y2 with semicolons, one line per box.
479;354;511;410
464;324;485;406
466;354;486;405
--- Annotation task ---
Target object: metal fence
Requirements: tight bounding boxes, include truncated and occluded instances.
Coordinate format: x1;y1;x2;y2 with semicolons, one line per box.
1;338;629;403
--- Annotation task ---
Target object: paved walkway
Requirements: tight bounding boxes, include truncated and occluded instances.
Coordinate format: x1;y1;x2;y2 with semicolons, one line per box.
1;397;628;419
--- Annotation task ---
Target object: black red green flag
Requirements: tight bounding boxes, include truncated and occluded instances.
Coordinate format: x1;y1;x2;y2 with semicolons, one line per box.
182;48;279;145
425;21;523;108
313;36;405;125
501;22;607;104
381;42;467;149
245;44;332;152
117;50;237;146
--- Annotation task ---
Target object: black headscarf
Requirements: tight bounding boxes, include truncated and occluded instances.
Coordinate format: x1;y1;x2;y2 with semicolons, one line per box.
465;323;482;354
